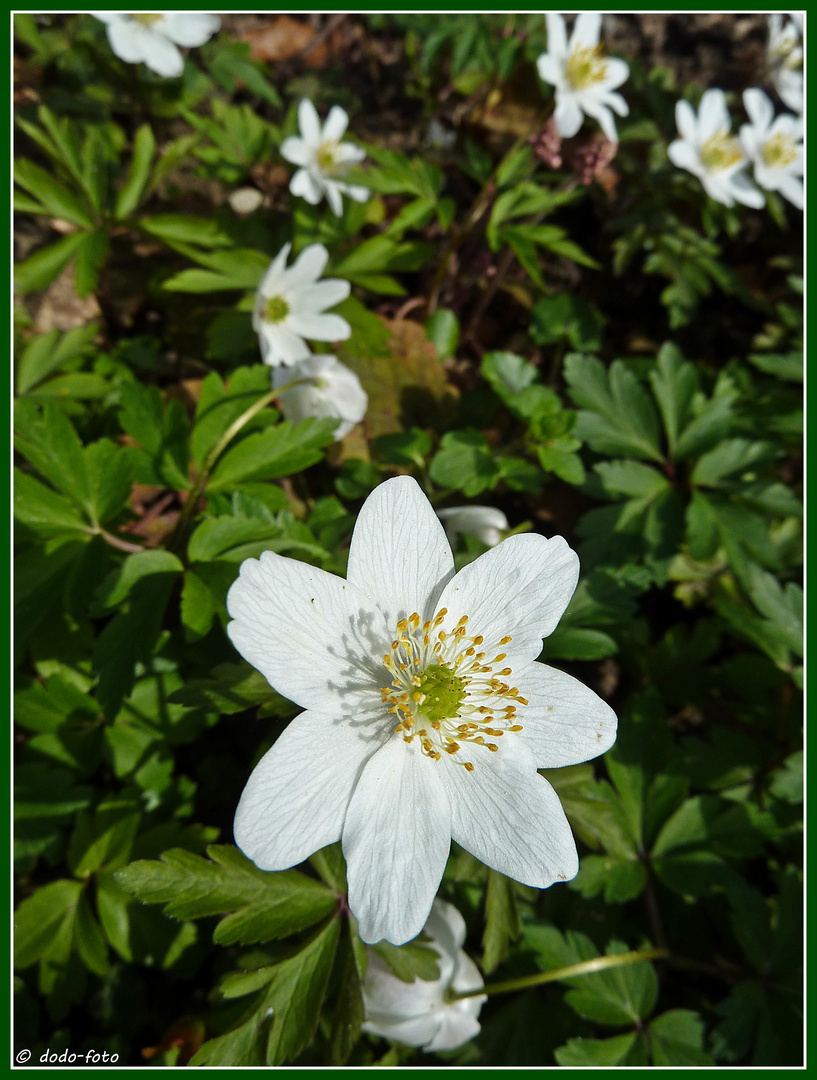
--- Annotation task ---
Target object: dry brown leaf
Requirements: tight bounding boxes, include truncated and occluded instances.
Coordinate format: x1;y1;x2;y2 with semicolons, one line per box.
239;15;329;68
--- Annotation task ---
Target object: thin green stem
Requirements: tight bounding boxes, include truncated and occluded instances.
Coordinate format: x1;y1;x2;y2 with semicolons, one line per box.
452;948;670;1000
166;376;313;553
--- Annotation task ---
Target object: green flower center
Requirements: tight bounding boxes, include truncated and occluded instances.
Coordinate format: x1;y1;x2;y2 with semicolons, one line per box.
565;44;608;90
761;132;797;168
700;129;743;172
381;608;526;773
264;295;290;324
129;13;163;27
315;140;342;176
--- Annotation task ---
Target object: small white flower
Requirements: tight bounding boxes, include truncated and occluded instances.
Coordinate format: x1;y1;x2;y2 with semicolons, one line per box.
273;355;367;440
253;243;351;368
667;89;764;209
767;13;803;114
740;88;803;210
281;99;370;217
228;476;617;946
536;13;630;143
437;506;509;549
92;12;220;77
362;899;486;1053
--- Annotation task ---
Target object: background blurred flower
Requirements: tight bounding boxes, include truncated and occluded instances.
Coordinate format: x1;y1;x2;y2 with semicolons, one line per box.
767;13;803;114
668;89;764;208
273;355;367;439
281;99;370;216
437;506;509;548
740;88;803;210
537;12;630;142
253;243;351;366
92;12;220;77
362;899;486;1052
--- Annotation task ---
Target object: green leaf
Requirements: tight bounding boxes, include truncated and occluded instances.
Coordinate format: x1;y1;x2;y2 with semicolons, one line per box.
92;550;183;614
15;322;100;396
163;247;271;292
555;1031;647;1066
14;230;89;294
429;429;501;497
594;460;670;499
564;354;664;462
114;123;156;220
74;227;109;298
481;350;538;397
327;932;366;1065
649;1010;713;1065
425;309;459;361
263;917;341;1065
14;469;89;537
139;213;235;250
118;381;190;489
67;798;142;876
14;400;90;512
571;853;647;903
208;418;337;491
14;879;84;968
373;936;441;984
84;438;136;526
191;366;274;469
564;941;658;1027
115;845;338;944
648;343;698;458
482;868;520;974
14;157;95;228
168;661;285;716
374;428;432;468
72;891;110;977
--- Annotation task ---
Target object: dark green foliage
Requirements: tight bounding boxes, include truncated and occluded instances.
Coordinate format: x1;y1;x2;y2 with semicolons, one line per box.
13;11;801;1070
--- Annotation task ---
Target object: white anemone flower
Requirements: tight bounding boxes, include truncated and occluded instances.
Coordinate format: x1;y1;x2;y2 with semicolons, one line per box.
91;12;220;78
253;243;351;368
273;355;368;440
227;476;617;945
437;506;509;549
536;12;630;143
740;88;804;210
362;899;486;1053
281;99;370;217
667;89;764;209
767;13;803;114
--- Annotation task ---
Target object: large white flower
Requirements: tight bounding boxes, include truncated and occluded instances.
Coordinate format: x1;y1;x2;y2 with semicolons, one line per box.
740;88;804;210
536;13;630;143
667;89;764;209
253;243;351;367
91;12;220;77
281;99;370;217
767;13;803;114
362;899;486;1053
273;355;367;440
227;476;617;945
437;506;509;549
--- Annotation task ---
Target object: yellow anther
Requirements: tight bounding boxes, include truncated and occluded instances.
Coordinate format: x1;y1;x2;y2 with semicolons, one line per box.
463;762;474;772
499;636;512;645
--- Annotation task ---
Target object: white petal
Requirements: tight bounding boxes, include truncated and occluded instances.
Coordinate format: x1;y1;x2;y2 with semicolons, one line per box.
344;737;452;945
728;171;765;209
335;142;367;165
425;897;467;951
601;57;629;92
105;19;152;65
554;95;584;138
739;124;761;162
583;101;619;142
777;174;804;209
324;179;345;217
234;708;387;871
602;89;629;117
227;551;388;713
289;167;323;205
426;1011;482;1053
545;12;568;58
297;98;322;146
776;70;803;114
161;13;220;47
698;89;730;142
339;181;371;204
362;952;447;1024
291;278;351;314
743;87;774;132
346;476;455;630
91;12;122;24
363;1012;442;1049
536;53;561;86
257;243;292;297
322;104;350;142
447;738;579;887
437;506;508;548
437;533;579;668
285;242;329;290
571;11;601;49
260;323;311;366
280;136;311;167
668;139;701;177
139;31;185;77
675;99;698;143
286;311;352;342
518;662;617;767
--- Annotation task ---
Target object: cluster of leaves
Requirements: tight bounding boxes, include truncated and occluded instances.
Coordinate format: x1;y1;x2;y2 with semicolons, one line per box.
14;11;801;1069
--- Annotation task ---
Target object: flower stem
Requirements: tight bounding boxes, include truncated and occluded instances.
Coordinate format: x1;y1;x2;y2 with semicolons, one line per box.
452;947;670;1000
165;376;313;553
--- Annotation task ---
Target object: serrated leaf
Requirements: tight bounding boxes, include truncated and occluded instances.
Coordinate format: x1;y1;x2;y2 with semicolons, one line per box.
565;354;663;462
556;1031;646;1066
115;844;337;943
14;879;84;968
570;853;647;903
482;868;520;974
208;418;337;491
